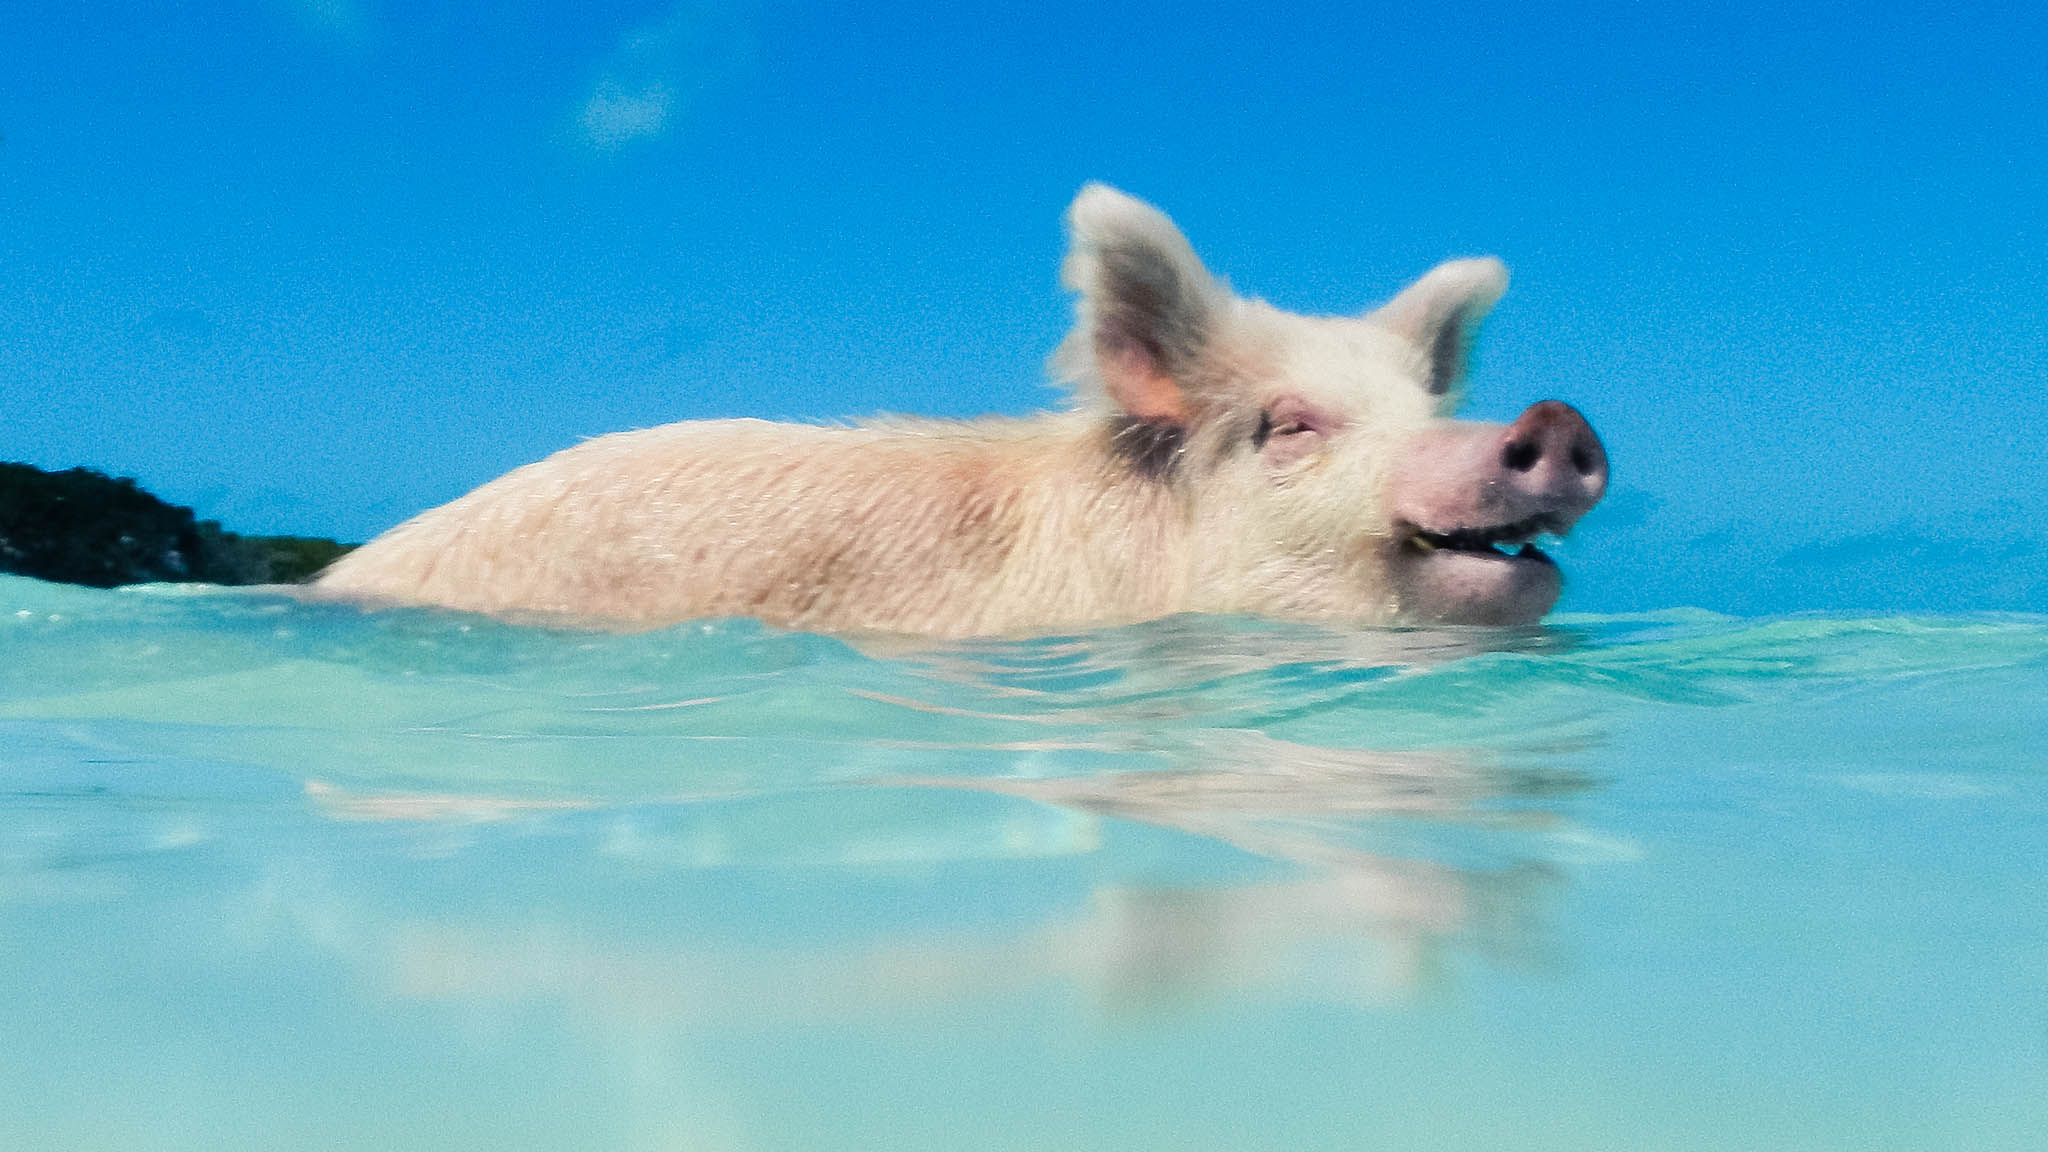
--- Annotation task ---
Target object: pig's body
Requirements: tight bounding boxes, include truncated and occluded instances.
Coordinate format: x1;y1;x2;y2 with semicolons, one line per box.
318;186;1608;635
319;416;1194;635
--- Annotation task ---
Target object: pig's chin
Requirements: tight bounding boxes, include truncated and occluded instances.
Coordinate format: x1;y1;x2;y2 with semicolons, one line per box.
1386;522;1563;627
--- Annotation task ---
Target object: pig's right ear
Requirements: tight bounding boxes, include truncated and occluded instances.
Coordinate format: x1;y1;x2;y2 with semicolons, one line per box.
1056;184;1223;427
1370;258;1509;398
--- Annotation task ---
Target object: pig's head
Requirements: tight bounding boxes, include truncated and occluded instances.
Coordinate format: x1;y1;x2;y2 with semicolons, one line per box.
1054;184;1606;627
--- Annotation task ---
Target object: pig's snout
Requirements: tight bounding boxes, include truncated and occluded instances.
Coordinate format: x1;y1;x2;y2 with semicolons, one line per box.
1497;400;1607;524
1386;400;1607;626
1390;400;1609;540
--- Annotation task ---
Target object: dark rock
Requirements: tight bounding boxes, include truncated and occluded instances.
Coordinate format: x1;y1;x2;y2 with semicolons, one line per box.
0;462;355;587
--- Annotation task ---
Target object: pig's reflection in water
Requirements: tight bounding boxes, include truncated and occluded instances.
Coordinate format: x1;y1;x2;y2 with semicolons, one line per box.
316;625;1594;1017
348;741;1582;1023
913;736;1580;1011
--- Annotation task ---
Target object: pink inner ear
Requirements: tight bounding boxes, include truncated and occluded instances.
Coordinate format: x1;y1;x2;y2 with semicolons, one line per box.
1101;343;1189;425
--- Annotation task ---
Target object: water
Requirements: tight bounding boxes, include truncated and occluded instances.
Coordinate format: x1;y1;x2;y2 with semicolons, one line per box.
2;573;2044;1151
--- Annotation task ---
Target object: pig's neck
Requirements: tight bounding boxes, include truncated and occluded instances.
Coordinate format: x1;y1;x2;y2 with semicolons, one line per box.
932;413;1200;634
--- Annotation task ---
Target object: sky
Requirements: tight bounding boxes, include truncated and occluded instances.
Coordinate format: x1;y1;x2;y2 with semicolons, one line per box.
3;0;2044;616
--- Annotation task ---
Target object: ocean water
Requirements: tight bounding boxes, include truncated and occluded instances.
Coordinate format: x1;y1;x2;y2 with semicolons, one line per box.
2;573;2044;1151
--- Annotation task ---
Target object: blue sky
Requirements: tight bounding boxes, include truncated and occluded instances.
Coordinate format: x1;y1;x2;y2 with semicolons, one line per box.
3;1;2044;614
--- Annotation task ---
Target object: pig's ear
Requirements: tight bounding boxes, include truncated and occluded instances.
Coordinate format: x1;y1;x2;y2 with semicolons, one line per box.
1370;258;1509;397
1056;184;1223;426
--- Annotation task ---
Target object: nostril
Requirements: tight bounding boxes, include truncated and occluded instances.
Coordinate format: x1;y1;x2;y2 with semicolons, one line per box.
1502;439;1539;473
1570;444;1595;475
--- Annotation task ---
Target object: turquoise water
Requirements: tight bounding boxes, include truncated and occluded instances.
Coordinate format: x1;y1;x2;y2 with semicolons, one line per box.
2;574;2044;1150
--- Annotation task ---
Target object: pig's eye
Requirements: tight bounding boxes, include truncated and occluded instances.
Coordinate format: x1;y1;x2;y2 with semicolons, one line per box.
1253;409;1323;450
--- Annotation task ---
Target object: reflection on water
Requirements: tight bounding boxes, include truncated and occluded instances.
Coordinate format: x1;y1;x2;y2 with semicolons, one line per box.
915;737;1581;1009
3;580;2047;1150
314;747;1575;1042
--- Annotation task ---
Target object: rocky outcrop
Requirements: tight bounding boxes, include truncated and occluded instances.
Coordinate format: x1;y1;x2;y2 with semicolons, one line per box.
0;462;355;587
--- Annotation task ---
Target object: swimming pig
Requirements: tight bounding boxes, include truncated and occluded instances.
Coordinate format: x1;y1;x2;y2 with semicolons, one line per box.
315;185;1607;636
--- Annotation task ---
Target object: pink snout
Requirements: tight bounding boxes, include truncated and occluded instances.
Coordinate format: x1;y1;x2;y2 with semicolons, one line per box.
1385;400;1607;626
1392;400;1608;536
1496;400;1608;525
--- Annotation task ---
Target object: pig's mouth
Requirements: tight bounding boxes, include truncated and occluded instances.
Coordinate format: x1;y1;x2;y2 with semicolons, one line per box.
1387;513;1568;626
1401;515;1561;567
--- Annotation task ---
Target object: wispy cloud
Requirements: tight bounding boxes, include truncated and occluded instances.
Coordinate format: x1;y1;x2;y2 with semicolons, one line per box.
575;1;750;153
580;81;676;151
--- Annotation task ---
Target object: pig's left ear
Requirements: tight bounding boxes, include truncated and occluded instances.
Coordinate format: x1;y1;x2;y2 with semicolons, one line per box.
1370;258;1509;397
1056;184;1225;427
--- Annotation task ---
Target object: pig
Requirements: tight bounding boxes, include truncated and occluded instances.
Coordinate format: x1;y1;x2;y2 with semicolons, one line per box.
314;184;1607;636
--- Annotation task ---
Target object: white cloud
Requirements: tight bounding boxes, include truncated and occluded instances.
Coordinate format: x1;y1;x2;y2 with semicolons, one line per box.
581;80;676;150
575;1;750;153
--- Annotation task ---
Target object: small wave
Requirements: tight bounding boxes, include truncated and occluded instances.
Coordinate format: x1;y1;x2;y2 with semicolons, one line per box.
2;574;2043;804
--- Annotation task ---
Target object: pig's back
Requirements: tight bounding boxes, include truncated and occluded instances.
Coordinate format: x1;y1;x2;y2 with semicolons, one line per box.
312;416;1176;634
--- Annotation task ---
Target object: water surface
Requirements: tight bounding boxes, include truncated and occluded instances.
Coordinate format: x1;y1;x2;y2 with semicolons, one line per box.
3;575;2044;1150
